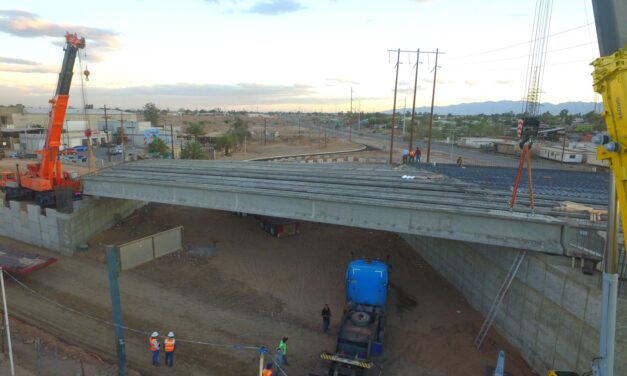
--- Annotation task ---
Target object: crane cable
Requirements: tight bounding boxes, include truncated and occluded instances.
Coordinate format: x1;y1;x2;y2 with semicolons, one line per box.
77;47;97;171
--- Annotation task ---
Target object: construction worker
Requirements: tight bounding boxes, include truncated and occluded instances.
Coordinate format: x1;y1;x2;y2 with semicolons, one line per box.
149;332;160;366
409;149;416;164
415;146;422;164
402;149;409;164
164;331;176;367
276;337;289;366
262;362;274;376
321;304;331;333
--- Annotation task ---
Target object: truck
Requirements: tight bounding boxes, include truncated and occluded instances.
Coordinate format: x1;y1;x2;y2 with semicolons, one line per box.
309;258;389;376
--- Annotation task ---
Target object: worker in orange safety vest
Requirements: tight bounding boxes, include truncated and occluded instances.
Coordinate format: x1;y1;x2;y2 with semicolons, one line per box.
164;331;176;367
149;332;160;366
262;362;274;376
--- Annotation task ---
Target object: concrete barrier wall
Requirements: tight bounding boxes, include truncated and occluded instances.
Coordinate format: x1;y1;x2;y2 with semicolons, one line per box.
401;234;627;375
119;226;183;270
0;197;144;255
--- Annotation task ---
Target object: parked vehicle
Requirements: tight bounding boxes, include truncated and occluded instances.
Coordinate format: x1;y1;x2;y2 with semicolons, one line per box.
0;172;17;192
309;258;389;376
256;215;300;238
108;146;123;155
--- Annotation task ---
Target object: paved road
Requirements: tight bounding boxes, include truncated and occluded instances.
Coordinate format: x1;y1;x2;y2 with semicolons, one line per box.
288;117;591;170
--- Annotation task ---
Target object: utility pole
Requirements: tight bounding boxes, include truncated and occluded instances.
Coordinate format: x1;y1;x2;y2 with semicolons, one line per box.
560;130;567;165
119;111;126;162
389;48;401;164
106;246;127;376
170;124;175;159
0;268;14;376
408;49;420;152
426;48;440;163
103;105;110;144
350;87;353;114
104;105;111;162
263;118;267;145
387;48;442;164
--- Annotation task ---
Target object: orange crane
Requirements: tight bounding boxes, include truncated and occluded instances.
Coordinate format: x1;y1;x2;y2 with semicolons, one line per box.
5;33;87;206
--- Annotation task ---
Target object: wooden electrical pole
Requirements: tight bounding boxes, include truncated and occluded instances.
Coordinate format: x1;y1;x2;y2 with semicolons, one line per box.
170;124;175;159
389;48;401;164
426;48;440;163
408;49;420;153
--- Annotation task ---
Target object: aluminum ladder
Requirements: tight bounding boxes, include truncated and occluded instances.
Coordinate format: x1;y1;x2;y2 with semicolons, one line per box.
474;250;527;349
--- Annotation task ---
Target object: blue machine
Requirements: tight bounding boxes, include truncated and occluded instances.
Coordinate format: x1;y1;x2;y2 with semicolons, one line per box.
309;258;389;376
346;259;389;307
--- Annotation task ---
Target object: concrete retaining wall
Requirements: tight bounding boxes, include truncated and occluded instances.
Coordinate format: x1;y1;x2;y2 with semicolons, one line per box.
401;234;627;375
0;197;144;255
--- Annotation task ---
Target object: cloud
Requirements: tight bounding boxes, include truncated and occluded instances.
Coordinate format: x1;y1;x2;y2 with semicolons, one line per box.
325;78;359;86
495;79;514;85
245;0;306;15
0;64;56;73
464;79;478;86
0;10;120;62
0;80;388;108
0;56;40;65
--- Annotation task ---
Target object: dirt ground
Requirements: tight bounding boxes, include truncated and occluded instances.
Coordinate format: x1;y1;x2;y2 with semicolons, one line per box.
0;203;535;375
0;317;136;376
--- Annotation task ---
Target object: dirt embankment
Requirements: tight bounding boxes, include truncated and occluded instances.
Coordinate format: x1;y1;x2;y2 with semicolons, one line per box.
0;204;534;375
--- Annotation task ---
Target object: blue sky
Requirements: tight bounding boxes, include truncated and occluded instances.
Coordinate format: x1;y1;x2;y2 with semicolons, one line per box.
0;0;601;112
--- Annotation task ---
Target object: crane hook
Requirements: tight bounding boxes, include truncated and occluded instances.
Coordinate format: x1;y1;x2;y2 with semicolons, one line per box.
84;66;90;81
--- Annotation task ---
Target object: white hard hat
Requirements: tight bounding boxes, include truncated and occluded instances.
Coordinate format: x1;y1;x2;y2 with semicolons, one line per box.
167;331;175;337
151;332;159;337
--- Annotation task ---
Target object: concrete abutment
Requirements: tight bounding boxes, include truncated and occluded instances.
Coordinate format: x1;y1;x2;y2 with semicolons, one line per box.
0;197;144;255
401;234;626;375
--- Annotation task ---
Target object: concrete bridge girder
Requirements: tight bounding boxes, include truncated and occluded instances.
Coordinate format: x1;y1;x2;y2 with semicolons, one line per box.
83;176;597;254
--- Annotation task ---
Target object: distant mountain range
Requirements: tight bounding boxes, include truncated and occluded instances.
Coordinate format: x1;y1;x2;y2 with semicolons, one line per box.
385;100;600;116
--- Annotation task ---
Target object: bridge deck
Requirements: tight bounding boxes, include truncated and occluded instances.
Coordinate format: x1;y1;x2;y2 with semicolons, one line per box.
82;160;605;254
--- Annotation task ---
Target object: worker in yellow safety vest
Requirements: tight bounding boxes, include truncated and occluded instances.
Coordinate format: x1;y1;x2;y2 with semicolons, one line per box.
164;331;176;367
149;332;160;366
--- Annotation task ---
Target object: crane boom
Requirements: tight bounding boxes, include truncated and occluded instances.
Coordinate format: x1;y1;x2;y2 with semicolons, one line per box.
5;33;85;206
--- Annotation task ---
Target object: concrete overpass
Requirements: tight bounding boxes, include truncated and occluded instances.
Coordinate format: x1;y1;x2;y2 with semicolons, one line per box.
82;160;605;255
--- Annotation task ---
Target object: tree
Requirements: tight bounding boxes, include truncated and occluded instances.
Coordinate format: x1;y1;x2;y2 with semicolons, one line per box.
185;122;205;139
559;109;569;125
181;141;207;159
229;118;249;142
143;103;160;125
216;135;235;155
148;138;170;158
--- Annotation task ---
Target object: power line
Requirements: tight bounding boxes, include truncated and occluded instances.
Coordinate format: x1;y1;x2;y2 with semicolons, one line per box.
3;271;262;352
443;42;595;66
447;22;594;61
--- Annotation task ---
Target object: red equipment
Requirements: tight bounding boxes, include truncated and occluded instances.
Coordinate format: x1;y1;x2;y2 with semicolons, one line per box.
5;33;86;206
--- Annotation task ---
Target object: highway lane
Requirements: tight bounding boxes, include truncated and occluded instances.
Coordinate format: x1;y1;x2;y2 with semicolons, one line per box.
286;117;587;169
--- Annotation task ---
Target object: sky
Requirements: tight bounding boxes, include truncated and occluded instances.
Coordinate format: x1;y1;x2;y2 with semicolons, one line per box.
0;0;602;112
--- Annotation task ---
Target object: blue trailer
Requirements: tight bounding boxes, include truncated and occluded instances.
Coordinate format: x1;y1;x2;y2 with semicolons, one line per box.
309;258;389;376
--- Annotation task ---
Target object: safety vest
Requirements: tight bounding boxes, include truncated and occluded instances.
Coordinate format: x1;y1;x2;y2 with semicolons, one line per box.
262;369;273;376
164;338;175;352
149;337;160;351
409;151;415;157
278;341;287;355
